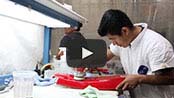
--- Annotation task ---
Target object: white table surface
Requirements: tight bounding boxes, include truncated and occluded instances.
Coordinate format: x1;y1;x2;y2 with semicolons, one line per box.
0;84;118;98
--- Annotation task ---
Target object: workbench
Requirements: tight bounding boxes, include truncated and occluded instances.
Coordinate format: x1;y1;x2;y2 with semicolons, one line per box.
0;84;118;98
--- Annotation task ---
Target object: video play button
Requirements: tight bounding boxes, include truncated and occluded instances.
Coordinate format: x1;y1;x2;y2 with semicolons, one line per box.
66;39;107;68
82;47;93;59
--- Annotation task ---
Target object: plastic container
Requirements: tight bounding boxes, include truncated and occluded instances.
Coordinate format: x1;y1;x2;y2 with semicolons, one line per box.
13;71;36;98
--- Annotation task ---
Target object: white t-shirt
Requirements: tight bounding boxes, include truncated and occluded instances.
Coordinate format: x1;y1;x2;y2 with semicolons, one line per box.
110;23;174;98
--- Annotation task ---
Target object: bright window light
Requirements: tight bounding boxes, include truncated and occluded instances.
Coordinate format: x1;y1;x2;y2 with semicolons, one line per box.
0;0;70;28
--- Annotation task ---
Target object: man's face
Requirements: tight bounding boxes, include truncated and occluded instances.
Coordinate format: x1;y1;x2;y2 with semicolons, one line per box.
64;27;75;34
107;32;130;48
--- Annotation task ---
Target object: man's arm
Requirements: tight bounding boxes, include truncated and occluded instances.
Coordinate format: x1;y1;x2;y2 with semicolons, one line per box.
140;68;174;85
107;49;115;61
56;49;64;60
116;68;174;90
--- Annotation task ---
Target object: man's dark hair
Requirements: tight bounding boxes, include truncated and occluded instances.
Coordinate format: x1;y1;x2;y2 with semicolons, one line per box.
71;22;83;31
76;22;82;31
98;9;134;36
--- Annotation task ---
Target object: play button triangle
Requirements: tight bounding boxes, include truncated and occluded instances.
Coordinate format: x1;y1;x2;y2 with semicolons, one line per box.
82;47;93;59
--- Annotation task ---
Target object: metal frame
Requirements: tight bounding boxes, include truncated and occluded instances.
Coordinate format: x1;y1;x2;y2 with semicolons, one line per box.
43;27;51;64
10;0;82;27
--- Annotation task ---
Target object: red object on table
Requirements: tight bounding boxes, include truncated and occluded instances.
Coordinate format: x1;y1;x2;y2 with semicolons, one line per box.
54;73;125;90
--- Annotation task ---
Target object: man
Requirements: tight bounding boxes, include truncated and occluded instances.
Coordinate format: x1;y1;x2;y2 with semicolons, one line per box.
55;23;87;76
56;23;84;60
98;9;174;98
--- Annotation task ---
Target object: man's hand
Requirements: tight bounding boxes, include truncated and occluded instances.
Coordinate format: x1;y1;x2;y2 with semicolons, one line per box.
56;50;64;60
116;75;144;90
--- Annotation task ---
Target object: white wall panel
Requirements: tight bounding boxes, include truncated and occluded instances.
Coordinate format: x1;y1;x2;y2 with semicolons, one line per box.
0;15;44;74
